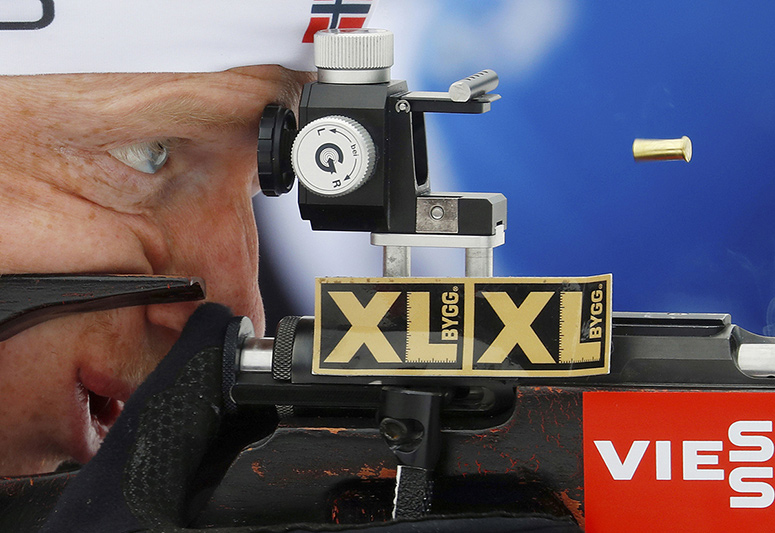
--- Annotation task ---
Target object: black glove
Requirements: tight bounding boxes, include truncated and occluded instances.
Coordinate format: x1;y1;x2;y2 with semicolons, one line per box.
42;303;581;533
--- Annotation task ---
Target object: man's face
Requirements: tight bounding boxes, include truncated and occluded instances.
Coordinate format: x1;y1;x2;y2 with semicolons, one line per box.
0;66;313;475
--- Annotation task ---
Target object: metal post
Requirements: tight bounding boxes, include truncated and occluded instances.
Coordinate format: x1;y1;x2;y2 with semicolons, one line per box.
384;245;411;277
465;247;493;277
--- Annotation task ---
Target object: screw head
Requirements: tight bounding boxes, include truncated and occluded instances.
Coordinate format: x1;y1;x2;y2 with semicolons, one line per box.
430;205;445;220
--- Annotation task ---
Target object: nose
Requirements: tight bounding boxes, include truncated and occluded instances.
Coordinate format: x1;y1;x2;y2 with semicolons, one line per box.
145;170;265;338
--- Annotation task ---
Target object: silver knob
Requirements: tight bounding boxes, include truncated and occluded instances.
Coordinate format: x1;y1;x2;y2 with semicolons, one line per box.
292;115;377;197
314;28;393;84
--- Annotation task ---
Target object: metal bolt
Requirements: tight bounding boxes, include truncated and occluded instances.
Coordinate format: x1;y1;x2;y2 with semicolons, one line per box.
379;417;424;448
395;99;411;113
430;205;445;220
380;418;409;444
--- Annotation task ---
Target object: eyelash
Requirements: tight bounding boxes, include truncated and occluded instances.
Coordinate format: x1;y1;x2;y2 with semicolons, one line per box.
108;140;170;174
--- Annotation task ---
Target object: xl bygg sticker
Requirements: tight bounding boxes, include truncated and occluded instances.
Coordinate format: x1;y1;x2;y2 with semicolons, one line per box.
312;275;611;377
584;391;775;532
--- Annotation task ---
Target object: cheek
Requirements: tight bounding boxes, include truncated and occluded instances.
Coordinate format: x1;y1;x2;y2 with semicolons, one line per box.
71;308;173;383
152;162;265;334
0;183;154;275
178;193;262;308
6;308;166;394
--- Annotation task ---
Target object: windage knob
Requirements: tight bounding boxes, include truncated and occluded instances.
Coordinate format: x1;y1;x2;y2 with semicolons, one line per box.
314;28;394;84
291;115;376;197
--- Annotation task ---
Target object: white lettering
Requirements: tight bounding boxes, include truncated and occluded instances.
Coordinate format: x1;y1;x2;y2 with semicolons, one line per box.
594;440;649;480
729;421;774;463
656;440;671;480
593;420;775;510
730;467;775;509
683;441;724;481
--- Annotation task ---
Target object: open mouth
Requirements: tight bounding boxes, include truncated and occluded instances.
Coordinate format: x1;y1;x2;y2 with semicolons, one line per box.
87;388;124;439
71;369;133;464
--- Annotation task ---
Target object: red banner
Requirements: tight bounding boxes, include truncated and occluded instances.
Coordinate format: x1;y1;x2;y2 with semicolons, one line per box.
584;391;775;532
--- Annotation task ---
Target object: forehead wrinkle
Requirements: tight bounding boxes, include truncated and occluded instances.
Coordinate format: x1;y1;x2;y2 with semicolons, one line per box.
0;70;295;148
125;95;253;134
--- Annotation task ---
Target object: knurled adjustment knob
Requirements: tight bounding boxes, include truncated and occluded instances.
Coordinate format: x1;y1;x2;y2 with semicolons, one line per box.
314;28;394;84
272;315;301;382
291;115;376;197
257;105;298;196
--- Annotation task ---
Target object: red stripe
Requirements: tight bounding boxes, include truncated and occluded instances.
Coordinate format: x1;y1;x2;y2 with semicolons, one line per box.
303;17;329;43
338;17;367;29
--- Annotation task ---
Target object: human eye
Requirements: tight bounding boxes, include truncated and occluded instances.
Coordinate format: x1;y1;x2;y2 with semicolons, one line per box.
108;140;170;174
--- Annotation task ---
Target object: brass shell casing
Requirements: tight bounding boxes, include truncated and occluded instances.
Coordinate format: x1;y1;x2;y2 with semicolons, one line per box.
632;136;692;162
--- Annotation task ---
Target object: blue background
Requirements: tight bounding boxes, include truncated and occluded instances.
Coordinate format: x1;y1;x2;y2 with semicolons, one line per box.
410;1;775;334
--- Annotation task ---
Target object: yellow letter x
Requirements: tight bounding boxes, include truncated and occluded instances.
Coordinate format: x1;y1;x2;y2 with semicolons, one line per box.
477;292;556;365
323;292;403;364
